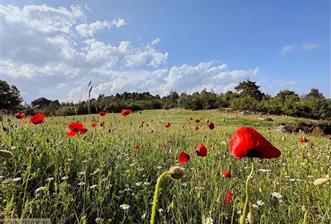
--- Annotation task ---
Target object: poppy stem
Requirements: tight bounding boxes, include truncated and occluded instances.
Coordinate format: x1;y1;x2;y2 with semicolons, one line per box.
150;171;169;224
239;161;254;224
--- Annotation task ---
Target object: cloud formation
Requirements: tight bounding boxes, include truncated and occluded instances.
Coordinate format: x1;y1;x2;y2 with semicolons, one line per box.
76;18;125;37
1;4;258;102
281;42;320;54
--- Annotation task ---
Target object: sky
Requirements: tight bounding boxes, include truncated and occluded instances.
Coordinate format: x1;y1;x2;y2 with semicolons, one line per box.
0;0;330;103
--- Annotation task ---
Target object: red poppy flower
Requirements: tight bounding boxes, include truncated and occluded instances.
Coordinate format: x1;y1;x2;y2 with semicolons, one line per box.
121;109;133;117
30;113;45;125
222;170;232;178
67;122;88;136
223;192;234;205
299;137;308;143
178;151;190;164
229;127;281;159
99;111;106;116
195;144;207;157
164;122;171;128
195;126;200;131
207;122;215;130
16;113;26;119
195;119;200;123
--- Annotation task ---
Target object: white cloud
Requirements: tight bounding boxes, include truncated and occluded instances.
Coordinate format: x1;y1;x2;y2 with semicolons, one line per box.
1;4;258;102
75;18;125;37
1;4;83;33
66;63;258;102
301;42;319;51
280;42;319;54
281;45;295;54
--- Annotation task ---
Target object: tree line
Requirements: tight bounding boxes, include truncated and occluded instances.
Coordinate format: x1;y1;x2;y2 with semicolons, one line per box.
1;80;330;119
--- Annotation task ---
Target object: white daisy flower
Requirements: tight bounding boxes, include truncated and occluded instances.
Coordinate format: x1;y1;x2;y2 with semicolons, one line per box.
271;192;283;199
120;204;130;210
258;169;271;173
90;184;97;189
12;177;22;182
95;218;103;223
61;176;69;181
257;200;264;206
202;217;214;224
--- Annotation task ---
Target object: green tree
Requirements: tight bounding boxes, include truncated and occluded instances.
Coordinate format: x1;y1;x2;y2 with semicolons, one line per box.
276;89;299;101
199;89;217;109
234;80;265;100
0;80;23;111
163;91;179;109
305;88;325;99
31;97;52;109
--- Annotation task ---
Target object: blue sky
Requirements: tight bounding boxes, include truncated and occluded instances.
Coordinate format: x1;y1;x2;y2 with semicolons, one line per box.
1;0;330;102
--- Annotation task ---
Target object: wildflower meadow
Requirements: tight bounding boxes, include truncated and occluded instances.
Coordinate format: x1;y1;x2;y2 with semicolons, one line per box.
0;109;330;223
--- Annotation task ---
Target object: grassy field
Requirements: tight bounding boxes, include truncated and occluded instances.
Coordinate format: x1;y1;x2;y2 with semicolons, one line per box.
0;109;330;224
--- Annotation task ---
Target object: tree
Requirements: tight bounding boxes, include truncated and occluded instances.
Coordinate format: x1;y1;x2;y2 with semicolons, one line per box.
276;89;299;100
0;80;23;111
163;91;179;109
305;88;325;99
234;80;265;100
199;89;217;109
31;97;52;109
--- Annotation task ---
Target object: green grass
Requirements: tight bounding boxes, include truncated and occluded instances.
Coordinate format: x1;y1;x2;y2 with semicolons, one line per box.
0;109;330;223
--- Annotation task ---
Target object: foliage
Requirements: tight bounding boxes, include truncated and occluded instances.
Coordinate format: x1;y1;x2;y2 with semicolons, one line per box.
0;80;23;112
1;80;330;119
234;80;265;100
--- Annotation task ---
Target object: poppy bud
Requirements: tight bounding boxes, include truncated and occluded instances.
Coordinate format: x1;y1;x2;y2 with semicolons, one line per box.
168;166;184;180
0;150;14;159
